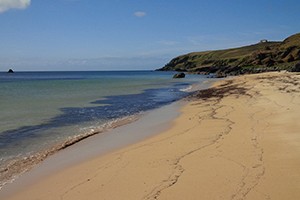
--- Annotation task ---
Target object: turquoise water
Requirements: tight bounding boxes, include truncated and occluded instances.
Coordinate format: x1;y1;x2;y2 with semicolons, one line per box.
0;71;206;186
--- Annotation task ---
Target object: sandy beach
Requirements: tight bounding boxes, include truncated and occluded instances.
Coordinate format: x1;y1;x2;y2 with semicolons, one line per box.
1;71;300;200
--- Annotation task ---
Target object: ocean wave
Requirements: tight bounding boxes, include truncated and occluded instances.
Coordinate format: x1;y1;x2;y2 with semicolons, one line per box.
180;85;193;92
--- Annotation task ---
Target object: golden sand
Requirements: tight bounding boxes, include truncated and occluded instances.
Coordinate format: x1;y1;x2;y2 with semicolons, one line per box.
4;72;300;200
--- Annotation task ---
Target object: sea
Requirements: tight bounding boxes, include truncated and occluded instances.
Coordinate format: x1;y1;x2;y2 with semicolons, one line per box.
0;70;208;188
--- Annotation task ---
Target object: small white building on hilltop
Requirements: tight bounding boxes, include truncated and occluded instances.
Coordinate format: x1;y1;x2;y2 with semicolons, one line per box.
260;39;268;43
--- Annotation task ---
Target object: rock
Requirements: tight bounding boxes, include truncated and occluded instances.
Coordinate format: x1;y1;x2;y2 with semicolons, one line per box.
173;72;185;78
261;57;275;67
197;71;210;75
7;69;14;73
214;71;227;78
289;62;300;72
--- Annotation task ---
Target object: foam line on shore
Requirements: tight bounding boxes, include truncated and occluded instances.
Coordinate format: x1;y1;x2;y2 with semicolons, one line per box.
0;100;184;198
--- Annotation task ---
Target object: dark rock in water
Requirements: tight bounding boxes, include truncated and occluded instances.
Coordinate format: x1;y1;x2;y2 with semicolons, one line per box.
7;69;14;73
173;72;185;78
289;62;300;72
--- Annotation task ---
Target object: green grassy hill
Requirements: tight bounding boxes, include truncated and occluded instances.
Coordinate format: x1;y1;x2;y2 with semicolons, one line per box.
158;33;300;75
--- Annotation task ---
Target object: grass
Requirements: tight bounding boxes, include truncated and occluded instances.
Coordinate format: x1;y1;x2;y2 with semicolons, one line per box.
159;33;300;74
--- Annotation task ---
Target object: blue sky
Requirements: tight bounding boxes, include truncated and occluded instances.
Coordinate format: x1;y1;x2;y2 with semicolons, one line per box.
0;0;299;71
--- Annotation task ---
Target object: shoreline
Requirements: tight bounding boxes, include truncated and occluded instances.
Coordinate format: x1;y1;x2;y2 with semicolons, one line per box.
0;114;140;189
0;100;184;198
0;75;209;191
2;71;300;199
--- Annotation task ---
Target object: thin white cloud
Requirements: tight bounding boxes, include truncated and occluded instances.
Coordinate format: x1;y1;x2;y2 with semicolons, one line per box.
0;0;31;13
158;40;178;46
134;11;146;17
186;35;207;46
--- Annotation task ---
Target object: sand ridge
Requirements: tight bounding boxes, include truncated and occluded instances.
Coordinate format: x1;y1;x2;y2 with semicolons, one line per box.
2;71;300;200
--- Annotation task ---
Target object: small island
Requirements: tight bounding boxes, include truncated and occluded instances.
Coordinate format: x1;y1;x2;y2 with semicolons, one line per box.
7;69;14;73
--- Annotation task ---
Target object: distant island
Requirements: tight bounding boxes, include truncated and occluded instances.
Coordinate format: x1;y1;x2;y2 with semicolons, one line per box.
157;33;300;76
7;69;14;73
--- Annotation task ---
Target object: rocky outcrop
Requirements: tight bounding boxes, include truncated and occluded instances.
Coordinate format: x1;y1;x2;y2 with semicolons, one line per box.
289;62;300;72
173;72;185;78
7;69;14;73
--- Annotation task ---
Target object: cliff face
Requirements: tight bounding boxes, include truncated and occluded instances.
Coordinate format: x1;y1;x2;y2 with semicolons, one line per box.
158;33;300;75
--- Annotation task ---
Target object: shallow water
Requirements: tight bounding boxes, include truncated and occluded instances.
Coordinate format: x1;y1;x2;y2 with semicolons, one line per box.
0;71;207;187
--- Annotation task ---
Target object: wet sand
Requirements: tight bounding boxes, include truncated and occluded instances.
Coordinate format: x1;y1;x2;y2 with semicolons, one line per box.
2;71;300;200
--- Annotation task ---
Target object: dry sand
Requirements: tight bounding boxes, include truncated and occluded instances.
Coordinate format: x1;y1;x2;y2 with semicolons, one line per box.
2;71;300;200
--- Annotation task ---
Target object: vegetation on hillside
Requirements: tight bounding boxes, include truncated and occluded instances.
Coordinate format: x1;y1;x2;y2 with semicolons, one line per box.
158;33;300;75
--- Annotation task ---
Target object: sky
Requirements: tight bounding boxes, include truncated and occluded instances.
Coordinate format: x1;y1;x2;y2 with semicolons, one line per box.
0;0;299;71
